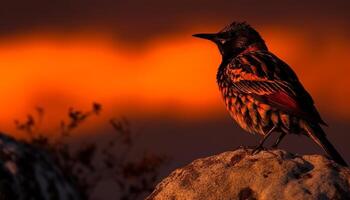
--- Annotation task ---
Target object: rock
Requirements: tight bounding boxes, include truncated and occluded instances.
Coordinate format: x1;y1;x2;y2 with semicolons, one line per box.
0;133;81;200
147;149;350;200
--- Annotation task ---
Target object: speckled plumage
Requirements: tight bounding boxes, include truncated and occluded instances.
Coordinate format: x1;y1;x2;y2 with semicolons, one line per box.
193;22;348;166
217;50;318;136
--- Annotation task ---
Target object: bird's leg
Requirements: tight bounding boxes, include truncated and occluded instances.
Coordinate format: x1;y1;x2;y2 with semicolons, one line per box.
252;125;277;154
271;132;286;149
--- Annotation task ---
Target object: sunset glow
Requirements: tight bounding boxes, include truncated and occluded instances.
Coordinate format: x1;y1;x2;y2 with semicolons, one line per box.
0;27;349;133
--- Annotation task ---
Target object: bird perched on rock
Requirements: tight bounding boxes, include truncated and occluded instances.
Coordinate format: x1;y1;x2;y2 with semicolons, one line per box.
193;22;348;166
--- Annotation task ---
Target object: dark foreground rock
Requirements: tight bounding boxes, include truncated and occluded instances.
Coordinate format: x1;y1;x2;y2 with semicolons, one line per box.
147;149;350;200
0;133;80;200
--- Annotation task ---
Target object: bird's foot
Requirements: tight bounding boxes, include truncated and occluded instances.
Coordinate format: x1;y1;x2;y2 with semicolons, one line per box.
235;145;255;150
251;145;266;155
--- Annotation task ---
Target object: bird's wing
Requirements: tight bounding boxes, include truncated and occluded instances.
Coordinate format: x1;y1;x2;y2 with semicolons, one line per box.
226;51;326;125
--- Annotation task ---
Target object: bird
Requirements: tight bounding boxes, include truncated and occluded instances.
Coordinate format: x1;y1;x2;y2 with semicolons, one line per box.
193;21;348;166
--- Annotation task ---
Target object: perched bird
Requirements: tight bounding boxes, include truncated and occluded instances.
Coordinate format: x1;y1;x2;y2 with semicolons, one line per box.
193;22;348;166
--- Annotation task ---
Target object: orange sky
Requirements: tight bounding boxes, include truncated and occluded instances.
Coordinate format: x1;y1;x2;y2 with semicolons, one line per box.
0;26;349;134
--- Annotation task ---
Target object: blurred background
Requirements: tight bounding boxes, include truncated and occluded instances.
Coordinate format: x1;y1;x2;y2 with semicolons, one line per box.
0;0;349;199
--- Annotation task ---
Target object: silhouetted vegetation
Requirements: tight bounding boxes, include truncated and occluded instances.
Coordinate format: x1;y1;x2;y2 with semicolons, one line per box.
14;103;167;200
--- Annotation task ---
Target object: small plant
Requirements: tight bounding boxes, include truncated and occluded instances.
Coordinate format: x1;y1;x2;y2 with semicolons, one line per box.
14;103;167;200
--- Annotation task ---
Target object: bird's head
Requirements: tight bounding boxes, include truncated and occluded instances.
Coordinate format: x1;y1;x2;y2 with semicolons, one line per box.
193;22;267;59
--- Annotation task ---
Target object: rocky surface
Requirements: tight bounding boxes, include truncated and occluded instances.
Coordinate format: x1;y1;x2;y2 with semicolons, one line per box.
147;148;350;200
0;133;81;200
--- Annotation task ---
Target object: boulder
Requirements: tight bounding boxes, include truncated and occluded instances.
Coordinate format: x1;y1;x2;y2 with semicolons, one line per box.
147;149;350;200
0;133;81;200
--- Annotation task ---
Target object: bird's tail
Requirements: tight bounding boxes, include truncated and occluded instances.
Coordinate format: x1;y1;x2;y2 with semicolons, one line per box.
301;121;348;166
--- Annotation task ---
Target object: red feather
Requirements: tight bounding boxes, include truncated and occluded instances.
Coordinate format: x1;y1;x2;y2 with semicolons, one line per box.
266;91;299;111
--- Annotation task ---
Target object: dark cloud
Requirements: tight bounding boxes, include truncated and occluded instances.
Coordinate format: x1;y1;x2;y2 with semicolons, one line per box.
0;0;349;42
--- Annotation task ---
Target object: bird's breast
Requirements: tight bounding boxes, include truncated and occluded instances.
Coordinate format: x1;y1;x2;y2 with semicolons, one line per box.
218;83;272;133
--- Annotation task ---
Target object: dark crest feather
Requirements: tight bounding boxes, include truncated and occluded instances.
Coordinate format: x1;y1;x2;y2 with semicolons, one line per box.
220;21;251;33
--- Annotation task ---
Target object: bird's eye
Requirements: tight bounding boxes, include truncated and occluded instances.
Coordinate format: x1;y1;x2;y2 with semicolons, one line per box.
219;39;226;44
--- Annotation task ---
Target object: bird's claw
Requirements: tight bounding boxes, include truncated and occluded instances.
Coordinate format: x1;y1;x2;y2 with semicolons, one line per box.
235;145;255;151
251;145;266;155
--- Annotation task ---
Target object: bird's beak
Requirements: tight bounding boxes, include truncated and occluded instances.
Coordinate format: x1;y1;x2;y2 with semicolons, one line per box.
192;33;218;41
